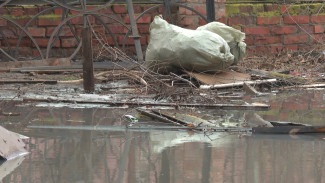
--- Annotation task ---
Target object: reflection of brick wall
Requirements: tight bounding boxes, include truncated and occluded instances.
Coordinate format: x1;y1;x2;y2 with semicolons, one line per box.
224;3;325;55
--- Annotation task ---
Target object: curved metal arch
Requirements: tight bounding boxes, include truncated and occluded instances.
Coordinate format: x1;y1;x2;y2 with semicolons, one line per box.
0;0;12;8
46;12;131;59
0;15;44;60
0;28;13;58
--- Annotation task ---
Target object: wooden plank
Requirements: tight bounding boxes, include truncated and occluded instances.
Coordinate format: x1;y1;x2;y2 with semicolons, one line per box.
23;97;270;111
22;96;270;110
0;80;57;84
82;27;95;93
10;62;138;72
200;79;277;90
152;110;216;127
136;109;183;126
0;58;71;70
186;70;251;85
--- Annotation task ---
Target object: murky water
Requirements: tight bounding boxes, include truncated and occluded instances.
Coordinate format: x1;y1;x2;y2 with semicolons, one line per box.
1;89;325;183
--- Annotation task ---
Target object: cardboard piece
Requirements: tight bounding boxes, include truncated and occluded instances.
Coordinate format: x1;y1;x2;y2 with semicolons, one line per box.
185;70;251;85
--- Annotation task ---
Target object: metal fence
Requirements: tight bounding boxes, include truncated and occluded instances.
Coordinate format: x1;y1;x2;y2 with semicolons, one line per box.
0;0;210;62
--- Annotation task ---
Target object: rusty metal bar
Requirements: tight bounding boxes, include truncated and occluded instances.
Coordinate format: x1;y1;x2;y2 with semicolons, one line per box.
126;0;144;61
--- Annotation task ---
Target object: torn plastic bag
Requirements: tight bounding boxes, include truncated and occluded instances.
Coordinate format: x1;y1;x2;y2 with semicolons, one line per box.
197;22;246;65
145;16;234;73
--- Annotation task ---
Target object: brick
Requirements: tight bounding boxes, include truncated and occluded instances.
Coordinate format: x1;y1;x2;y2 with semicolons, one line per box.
280;5;290;13
124;14;152;24
24;7;39;15
179;16;195;26
257;17;282;25
106;25;128;34
27;27;46;37
179;7;193;15
54;8;64;15
96;14;121;24
255;36;281;45
198;18;207;26
101;36;116;46
270;26;297;34
9;17;35;26
194;5;206;15
137;25;150;34
284;15;309;24
38;16;61;26
143;5;156;12
244;27;269;35
70;16;84;25
311;34;325;43
61;38;78;48
311;15;325;23
270;45;283;53
284;35;307;44
239;5;252;14
0;8;8;14
10;7;23;16
216;17;226;24
285;45;298;51
137;14;152;24
118;36;146;45
46;27;74;37
38;6;53;15
244;36;254;46
1;38;31;47
0;29;16;38
216;9;226;18
296;25;314;34
0;19;7;26
112;5;127;14
34;38;60;48
265;5;279;12
99;7;112;14
315;25;325;33
255;46;269;55
228;16;255;26
133;5;142;13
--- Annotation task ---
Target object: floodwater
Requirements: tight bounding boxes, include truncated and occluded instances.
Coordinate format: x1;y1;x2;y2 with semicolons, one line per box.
1;89;325;183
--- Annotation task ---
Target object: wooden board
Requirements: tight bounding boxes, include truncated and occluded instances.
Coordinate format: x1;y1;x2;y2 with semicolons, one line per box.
185;70;251;85
0;58;71;70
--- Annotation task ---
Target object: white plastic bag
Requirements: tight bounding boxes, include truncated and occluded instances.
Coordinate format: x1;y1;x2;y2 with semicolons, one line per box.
197;22;246;65
145;16;234;73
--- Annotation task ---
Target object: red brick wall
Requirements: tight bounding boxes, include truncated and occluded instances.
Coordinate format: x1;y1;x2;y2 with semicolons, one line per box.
0;1;324;60
224;3;325;55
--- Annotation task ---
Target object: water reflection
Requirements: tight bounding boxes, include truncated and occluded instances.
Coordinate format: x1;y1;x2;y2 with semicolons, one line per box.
0;128;323;183
0;90;325;182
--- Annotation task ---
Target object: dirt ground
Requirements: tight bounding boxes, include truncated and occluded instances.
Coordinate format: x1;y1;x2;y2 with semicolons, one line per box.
0;45;324;87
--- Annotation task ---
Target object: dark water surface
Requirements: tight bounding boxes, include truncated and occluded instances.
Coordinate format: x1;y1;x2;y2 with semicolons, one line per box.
1;89;325;183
